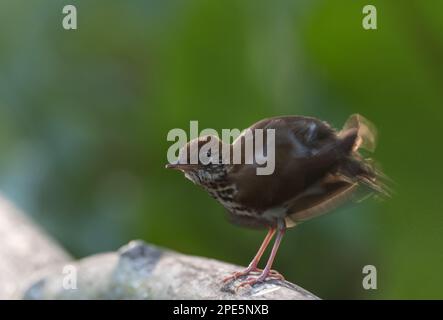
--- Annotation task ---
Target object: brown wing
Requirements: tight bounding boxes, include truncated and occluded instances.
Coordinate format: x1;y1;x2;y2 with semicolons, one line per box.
285;115;388;226
245;115;338;151
284;174;358;227
228;116;357;212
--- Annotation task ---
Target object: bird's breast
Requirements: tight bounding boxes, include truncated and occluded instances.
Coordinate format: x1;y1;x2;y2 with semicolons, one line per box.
204;183;258;218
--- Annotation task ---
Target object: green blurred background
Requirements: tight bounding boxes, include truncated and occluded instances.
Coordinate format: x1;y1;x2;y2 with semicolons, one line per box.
0;0;442;299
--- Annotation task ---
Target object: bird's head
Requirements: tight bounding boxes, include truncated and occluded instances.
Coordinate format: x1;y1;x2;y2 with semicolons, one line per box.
166;135;230;184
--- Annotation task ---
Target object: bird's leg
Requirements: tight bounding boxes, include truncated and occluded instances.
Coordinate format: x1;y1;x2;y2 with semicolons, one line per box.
222;227;276;283
237;222;286;288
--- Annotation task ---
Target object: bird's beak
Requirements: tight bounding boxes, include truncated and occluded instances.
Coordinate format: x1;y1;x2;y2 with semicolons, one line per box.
165;163;198;170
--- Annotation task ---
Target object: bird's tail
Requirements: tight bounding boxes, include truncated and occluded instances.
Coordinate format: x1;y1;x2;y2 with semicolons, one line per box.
339;114;377;152
338;114;392;198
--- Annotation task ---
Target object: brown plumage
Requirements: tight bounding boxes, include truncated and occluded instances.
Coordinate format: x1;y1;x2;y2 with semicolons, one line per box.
166;114;388;287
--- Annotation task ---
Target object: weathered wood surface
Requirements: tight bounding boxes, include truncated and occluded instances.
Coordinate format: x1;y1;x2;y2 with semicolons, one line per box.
0;195;319;300
0;196;71;299
23;240;319;300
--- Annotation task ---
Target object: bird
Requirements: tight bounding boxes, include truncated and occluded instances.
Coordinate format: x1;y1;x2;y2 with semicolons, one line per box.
166;114;388;287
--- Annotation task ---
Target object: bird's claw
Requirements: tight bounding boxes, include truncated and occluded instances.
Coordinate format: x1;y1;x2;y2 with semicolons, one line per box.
268;269;285;280
236;276;264;289
222;267;262;283
235;269;285;289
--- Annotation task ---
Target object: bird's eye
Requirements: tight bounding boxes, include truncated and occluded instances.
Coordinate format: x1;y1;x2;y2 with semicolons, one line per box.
206;150;211;157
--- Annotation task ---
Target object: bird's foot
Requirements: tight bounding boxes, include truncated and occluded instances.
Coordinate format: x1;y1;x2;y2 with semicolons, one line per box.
268;269;285;280
236;269;285;289
222;266;262;283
